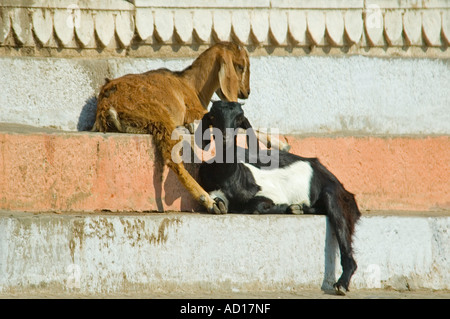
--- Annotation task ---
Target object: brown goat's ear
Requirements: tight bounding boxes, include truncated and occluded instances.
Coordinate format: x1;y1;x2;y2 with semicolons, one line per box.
218;52;239;102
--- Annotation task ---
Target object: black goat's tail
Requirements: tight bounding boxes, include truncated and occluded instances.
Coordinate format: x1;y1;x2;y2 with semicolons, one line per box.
337;186;361;242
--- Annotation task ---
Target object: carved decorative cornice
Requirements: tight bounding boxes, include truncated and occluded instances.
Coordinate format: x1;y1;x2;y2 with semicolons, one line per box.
0;0;449;57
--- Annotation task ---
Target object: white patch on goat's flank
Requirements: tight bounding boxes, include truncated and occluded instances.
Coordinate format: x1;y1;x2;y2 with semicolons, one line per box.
242;161;313;206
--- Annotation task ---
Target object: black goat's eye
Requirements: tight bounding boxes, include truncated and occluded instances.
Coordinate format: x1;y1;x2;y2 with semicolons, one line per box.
236;64;244;72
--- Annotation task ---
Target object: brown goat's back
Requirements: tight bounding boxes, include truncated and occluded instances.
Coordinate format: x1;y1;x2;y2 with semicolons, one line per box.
94;70;205;137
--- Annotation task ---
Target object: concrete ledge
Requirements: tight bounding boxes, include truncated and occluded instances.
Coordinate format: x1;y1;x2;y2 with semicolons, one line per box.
0;125;448;212
0;211;448;295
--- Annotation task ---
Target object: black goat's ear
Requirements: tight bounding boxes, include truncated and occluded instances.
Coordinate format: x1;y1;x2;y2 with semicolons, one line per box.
195;113;213;150
240;116;259;153
201;113;213;133
240;116;253;130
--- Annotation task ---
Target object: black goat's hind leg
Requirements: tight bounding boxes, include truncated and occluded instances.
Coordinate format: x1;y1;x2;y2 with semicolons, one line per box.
322;187;357;295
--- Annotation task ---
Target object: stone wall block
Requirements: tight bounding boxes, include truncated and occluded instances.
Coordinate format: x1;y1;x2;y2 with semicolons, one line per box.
115;11;135;47
53;9;75;46
443;10;450;45
325;10;344;46
12;8;33;46
403;10;422;45
288;10;307;45
174;10;193;44
75;11;94;47
154;9;174;43
269;10;288;45
250;10;269;44
94;11;115;47
384;10;403;46
307;11;325;45
344;10;363;44
422;10;442;46
231;10;251;44
32;9;53;45
135;8;153;41
193;10;212;43
364;6;384;45
0;8;11;44
213;10;231;42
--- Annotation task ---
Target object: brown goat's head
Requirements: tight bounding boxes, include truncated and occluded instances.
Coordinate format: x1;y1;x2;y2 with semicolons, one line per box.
216;43;250;102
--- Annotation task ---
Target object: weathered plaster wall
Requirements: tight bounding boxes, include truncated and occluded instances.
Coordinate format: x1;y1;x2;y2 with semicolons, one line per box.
1;55;449;134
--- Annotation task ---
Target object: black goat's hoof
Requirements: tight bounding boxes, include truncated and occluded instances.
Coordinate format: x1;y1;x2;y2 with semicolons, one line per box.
333;282;348;296
288;204;304;215
213;197;228;214
207;198;227;214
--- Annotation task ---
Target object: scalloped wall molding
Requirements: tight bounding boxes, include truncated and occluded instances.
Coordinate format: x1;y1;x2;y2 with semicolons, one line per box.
0;0;449;56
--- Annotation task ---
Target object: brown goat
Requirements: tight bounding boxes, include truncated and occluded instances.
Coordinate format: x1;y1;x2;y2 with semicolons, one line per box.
91;42;250;213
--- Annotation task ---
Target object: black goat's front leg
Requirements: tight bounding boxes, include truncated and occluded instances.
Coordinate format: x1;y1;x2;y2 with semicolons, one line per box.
243;197;292;214
321;187;357;295
286;204;304;215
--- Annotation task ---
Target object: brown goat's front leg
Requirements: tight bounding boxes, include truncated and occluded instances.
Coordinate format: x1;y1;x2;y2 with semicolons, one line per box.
162;136;226;214
166;160;225;214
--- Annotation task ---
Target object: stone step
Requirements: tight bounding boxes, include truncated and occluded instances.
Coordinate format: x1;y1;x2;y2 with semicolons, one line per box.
0;123;448;212
0;210;448;295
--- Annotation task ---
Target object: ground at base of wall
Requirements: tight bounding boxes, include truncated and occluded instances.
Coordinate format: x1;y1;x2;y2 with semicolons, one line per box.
1;288;449;299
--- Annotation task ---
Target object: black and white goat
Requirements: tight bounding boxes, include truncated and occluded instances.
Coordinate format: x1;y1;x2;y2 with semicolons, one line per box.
197;101;361;294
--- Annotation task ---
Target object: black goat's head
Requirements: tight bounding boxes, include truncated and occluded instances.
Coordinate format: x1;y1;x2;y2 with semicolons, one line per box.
203;101;251;133
196;101;254;150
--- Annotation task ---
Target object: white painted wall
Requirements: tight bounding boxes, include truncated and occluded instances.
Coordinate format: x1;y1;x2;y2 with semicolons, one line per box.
0;56;449;134
0;213;448;294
